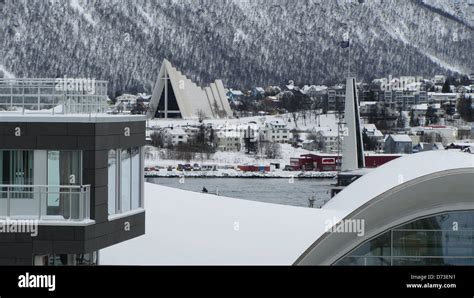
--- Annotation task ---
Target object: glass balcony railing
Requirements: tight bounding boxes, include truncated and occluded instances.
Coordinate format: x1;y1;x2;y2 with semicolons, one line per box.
0;78;109;115
0;185;91;222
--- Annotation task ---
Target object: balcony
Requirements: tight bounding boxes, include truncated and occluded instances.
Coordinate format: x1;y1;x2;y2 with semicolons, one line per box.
0;78;109;115
0;185;91;222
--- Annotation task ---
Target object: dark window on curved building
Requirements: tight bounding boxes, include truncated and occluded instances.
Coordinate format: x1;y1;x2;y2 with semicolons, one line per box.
335;211;474;266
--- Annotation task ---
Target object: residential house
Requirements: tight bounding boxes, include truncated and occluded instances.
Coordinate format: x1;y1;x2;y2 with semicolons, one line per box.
163;127;188;146
316;129;340;153
384;134;413;154
413;142;445;153
260;120;290;144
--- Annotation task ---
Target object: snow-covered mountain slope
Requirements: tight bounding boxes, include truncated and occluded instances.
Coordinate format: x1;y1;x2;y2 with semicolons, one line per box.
0;0;472;96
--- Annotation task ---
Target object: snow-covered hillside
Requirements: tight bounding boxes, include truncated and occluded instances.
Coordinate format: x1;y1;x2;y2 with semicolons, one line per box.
0;0;472;96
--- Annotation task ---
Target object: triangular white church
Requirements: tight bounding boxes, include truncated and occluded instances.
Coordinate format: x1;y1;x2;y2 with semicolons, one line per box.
148;59;233;119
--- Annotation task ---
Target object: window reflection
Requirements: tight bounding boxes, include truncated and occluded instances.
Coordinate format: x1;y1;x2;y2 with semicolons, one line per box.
108;149;117;215
121;149;131;213
335;211;474;266
108;147;142;215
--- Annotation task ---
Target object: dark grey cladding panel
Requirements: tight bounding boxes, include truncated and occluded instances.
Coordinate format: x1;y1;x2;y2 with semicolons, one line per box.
52;240;86;254
0;136;36;149
76;136;95;150
37;136;78;149
0;243;33;258
36;226;77;241
120;133;146;148
93;167;108;187
0;211;145;258
94;203;109;223
0;122;28;136
82;150;96;169
97;225;144;250
0;233;16;242
82;168;96;186
93;186;108;206
32;241;54;254
67;123;95;136
0;121;145;150
83;150;108;172
14;233;33;242
27;122;68;135
94;150;109;169
95;135;121;150
0;257;32;265
95;121;145;136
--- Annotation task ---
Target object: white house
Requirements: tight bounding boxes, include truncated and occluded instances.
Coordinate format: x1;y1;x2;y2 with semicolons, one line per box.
163;127;188;146
260;120;290;144
316;129;340;153
215;124;242;152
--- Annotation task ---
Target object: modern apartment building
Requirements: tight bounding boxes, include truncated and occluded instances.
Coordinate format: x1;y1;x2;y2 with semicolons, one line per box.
0;78;145;265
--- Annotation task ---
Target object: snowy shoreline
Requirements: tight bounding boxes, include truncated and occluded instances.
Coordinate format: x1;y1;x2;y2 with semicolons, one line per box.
145;170;337;179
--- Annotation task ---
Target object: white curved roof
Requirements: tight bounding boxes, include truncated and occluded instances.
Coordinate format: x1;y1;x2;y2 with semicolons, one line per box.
101;151;473;265
325;151;474;212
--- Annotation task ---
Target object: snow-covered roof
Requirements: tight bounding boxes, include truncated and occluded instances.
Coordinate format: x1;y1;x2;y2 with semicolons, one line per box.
165;127;186;135
388;134;412;142
412;103;428;110
359;101;377;106
229;89;244;96
101;151;473;265
362;124;383;137
302;85;327;93
325;151;473;212
318;130;338;137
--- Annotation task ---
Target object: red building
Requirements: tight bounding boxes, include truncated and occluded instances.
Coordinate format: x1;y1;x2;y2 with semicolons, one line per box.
290;153;401;171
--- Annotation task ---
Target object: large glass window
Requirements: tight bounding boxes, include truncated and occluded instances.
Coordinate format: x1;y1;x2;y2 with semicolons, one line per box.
47;151;81;218
335;211;474;266
121;149;131;213
108;149;117;215
0;150;34;201
108;147;142;216
0;150;34;186
131;147;140;210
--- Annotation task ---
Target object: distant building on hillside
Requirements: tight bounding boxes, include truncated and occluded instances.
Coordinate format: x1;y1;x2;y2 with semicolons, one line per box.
227;89;245;102
215;124;242;152
380;90;428;110
327;86;345;112
316;129;340;153
163;127;188;146
413;142;444;153
384;134;413;154
260;120;290;144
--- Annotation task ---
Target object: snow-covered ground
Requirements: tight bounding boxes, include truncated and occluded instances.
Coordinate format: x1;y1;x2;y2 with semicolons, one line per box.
145;168;337;178
101;151;473;265
145;143;314;169
100;183;345;265
147;112;340;132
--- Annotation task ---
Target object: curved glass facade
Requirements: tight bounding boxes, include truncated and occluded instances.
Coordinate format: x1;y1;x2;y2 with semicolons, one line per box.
334;211;474;266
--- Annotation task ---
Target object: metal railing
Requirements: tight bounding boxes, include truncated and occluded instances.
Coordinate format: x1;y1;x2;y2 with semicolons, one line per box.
0;184;91;221
0;78;109;115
